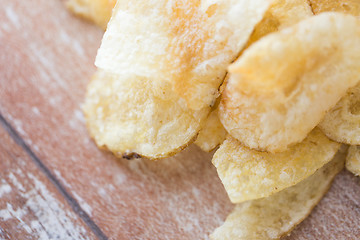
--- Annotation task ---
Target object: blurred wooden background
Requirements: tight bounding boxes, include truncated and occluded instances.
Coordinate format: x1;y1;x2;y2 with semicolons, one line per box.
0;0;359;239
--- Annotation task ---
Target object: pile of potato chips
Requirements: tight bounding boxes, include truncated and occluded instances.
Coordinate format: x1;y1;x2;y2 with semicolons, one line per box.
67;0;360;238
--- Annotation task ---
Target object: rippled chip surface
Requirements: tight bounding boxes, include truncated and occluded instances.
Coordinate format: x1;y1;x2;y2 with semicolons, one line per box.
319;83;360;145
220;13;360;152
210;154;344;240
66;0;116;29
212;128;340;203
346;145;360;176
95;0;273;110
83;70;208;159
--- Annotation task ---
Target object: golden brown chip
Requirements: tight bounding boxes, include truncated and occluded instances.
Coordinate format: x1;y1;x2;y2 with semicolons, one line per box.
83;70;208;159
220;13;360;153
346;145;360;176
319;83;360;145
66;0;116;29
309;0;360;16
245;0;312;48
210;152;344;240
212;128;340;203
95;0;273;110
195;108;226;152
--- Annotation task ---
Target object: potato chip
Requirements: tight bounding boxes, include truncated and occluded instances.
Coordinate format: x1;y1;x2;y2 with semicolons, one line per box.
346;145;360;176
309;0;360;145
83;70;208;159
95;0;273;110
309;0;360;16
195;107;226;152
210;153;344;240
66;0;116;29
212;128;340;203
319;83;360;145
245;0;312;48
220;13;360;153
212;0;311;153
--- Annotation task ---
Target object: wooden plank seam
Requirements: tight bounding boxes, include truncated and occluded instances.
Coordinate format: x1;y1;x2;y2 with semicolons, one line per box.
0;112;108;240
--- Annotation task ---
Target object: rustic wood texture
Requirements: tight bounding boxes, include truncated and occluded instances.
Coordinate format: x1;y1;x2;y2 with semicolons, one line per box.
0;0;359;239
0;122;97;239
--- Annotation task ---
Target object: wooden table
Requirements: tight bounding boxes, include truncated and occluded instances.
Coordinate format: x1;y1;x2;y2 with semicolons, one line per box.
0;0;359;239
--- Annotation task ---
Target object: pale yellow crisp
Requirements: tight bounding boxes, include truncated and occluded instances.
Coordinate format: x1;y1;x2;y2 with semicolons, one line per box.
83;70;208;159
210;153;344;240
212;128;340;203
95;0;273;111
320;83;360;145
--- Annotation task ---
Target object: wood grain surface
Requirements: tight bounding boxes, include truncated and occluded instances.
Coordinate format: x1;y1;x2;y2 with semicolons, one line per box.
0;0;359;239
0;121;97;239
